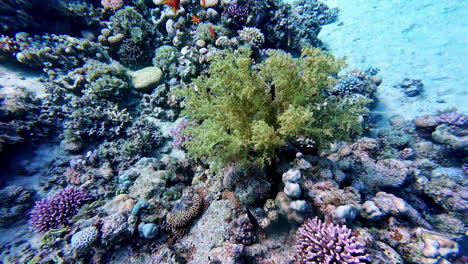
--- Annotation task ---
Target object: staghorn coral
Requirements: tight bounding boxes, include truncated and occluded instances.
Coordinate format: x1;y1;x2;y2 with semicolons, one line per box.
173;47;369;167
117;39;152;70
166;192;203;236
295;217;370;264
28;187;93;233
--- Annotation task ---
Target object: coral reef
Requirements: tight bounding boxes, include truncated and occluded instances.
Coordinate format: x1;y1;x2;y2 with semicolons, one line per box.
0;1;466;264
28;187;93;233
0;185;34;226
109;6;154;44
0;86;57;150
1;33;108;75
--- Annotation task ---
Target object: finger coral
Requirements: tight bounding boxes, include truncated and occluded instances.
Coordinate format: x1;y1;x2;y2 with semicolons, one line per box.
295;217;370;264
174;47;369;167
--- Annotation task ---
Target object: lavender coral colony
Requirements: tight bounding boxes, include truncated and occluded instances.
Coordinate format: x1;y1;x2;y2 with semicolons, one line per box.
28;187;92;233
295;218;370;264
0;0;466;264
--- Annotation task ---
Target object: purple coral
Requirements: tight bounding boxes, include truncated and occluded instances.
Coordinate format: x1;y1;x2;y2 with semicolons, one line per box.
28;187;93;233
170;118;194;149
438;112;467;127
295;217;370;264
224;2;250;28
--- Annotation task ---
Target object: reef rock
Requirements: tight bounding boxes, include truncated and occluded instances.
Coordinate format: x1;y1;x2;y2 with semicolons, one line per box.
424;167;468;220
176;200;234;263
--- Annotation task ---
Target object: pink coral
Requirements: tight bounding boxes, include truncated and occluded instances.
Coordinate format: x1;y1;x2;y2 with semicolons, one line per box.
101;0;123;10
295;217;370;264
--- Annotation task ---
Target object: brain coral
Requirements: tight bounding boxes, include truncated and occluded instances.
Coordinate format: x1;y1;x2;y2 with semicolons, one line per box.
28;187;93;233
166;192;203;236
71;226;99;250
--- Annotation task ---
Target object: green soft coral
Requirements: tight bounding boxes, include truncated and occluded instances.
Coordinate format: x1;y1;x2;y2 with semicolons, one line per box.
174;47;369;167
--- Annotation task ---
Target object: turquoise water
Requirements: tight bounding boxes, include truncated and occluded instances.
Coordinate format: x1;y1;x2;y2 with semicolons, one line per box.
0;1;466;263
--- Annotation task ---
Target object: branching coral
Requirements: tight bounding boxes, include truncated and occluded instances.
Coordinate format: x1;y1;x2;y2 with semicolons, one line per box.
295;217;370;264
174;47;369;167
28;187;93;233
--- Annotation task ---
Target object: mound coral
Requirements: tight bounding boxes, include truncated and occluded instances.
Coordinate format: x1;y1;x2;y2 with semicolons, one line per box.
28;187;93;233
174;47;369;167
295;217;370;264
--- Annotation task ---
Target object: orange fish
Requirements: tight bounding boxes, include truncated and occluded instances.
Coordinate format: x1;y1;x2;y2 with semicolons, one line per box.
163;0;180;13
208;26;215;39
201;0;206;7
191;15;200;25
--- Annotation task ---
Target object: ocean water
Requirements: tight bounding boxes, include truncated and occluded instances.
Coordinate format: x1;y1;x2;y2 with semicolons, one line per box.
0;1;466;263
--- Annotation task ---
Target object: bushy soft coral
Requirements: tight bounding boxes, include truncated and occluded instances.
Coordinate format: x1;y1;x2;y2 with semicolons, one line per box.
174;47;369;167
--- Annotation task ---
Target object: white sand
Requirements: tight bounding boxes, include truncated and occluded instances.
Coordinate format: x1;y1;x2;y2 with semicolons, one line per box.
317;0;468;121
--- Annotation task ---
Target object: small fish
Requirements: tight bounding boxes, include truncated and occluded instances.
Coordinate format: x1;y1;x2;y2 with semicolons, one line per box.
163;0;180;13
246;208;260;230
208;26;215;39
201;0;206;7
191;15;200;25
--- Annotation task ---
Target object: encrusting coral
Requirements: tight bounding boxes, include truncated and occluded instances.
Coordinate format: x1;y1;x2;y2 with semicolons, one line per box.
174;47;370;167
